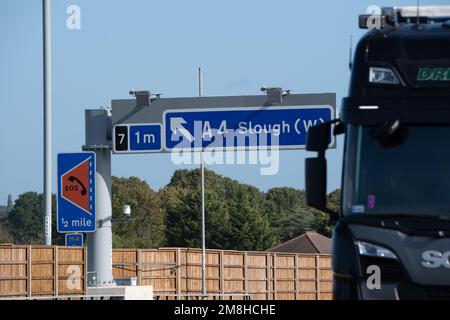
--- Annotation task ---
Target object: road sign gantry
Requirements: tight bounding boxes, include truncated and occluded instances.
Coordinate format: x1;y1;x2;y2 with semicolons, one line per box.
111;93;336;154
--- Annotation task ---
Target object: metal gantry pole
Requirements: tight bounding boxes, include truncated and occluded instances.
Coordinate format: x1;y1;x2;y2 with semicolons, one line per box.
43;0;52;246
199;68;207;299
85;110;114;286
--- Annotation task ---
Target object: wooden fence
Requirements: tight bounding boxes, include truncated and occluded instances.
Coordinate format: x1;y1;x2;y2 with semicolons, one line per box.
113;248;333;300
0;246;332;300
0;245;87;298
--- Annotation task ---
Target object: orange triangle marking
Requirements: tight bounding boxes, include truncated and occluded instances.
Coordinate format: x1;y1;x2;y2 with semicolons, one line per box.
62;159;91;214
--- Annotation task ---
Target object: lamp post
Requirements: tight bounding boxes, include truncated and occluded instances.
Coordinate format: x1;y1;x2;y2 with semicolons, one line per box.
43;0;52;246
199;68;206;299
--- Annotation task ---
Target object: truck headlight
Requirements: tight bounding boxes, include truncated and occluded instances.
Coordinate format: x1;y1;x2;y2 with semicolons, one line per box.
369;67;400;85
356;241;398;260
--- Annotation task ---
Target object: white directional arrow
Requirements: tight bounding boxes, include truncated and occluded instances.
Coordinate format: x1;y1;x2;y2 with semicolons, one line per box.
170;117;194;143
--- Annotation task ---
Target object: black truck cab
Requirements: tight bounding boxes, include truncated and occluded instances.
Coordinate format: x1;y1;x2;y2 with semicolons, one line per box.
305;6;450;300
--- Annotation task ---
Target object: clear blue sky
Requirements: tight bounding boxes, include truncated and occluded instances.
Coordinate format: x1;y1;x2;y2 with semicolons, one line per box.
0;0;447;202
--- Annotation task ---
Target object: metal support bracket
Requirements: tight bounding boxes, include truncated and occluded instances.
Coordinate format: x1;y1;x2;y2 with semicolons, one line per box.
129;90;162;108
82;144;112;151
261;86;291;105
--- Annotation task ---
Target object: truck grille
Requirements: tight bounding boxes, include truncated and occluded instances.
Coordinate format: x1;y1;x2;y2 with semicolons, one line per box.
359;256;406;280
397;283;450;300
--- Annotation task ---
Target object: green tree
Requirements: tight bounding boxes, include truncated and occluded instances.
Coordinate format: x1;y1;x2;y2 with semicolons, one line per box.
265;187;306;241
161;186;200;248
112;176;166;248
3;173;340;248
0;223;12;244
227;183;277;251
7;192;44;244
327;189;341;214
264;187;333;241
5;192;63;245
163;169;277;251
301;190;340;238
162;170;232;249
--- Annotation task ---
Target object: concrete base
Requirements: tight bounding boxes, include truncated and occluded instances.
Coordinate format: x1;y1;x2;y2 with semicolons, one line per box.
87;286;153;300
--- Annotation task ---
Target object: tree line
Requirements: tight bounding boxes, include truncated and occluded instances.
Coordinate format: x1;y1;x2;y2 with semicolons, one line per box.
0;169;340;251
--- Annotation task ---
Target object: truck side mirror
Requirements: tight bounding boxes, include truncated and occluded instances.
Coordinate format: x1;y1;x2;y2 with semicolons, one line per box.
306;122;331;152
305;120;340;216
305;157;327;210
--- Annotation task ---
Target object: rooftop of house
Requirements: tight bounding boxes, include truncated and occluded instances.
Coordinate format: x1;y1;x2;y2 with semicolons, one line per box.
267;231;331;254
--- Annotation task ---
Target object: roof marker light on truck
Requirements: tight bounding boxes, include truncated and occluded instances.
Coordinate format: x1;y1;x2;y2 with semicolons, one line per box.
359;106;379;110
357;241;398;260
397;5;450;19
369;67;400;85
359;6;450;29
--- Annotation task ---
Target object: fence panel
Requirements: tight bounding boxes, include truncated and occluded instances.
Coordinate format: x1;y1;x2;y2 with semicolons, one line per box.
0;245;86;298
118;248;333;301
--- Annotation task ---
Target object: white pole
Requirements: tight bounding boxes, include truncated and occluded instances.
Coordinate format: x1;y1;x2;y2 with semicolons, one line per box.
199;68;206;299
43;0;52;246
85;110;114;286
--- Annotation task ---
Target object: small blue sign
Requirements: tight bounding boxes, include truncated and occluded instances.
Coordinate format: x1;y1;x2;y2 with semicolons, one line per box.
129;124;162;151
164;106;333;151
57;152;96;233
65;233;84;247
113;124;162;153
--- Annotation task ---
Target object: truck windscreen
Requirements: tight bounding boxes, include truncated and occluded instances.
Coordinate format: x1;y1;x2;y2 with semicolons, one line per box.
342;124;450;217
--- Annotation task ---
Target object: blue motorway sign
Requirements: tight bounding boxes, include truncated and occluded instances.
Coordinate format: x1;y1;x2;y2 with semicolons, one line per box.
164;106;334;151
65;233;84;247
57;152;96;233
113;124;162;153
